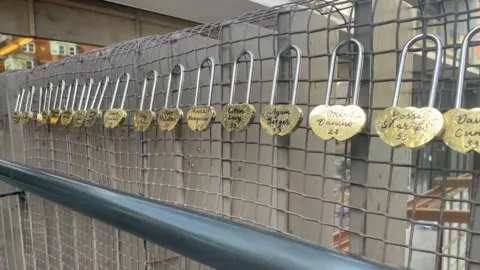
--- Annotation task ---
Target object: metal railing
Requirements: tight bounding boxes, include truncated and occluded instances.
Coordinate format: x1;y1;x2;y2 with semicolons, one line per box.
0;159;392;270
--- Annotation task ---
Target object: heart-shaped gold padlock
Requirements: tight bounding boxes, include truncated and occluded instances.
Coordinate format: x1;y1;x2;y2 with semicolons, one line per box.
260;45;303;136
158;64;185;131
187;106;216;131
50;80;66;125
221;50;256;132
11;89;25;124
104;73;130;129
60;79;80;127
83;76;109;128
441;27;480;153
186;57;216;132
309;39;366;141
133;70;158;132
72;78;94;128
375;33;444;148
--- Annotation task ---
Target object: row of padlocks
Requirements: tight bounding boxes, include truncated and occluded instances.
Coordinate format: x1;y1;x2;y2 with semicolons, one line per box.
9;25;480;153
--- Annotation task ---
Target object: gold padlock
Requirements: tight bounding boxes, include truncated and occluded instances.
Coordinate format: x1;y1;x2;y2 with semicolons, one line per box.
104;73;130;128
84;76;109;128
158;64;185;132
186;57;216;132
375;33;444;148
442;25;480;153
134;70;158;132
309;39;366;141
61;79;79;127
221;50;256;132
50;80;66;125
37;83;53;126
72;78;94;128
22;86;35;124
260;45;304;136
11;89;25;124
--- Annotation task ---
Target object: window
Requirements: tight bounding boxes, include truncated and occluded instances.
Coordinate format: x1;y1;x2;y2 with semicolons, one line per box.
21;43;35;53
25;60;35;69
4;58;34;70
51;44;66;55
68;46;78;56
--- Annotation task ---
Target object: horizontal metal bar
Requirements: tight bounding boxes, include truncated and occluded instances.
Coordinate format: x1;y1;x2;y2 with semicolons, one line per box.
0;160;393;270
0;190;24;198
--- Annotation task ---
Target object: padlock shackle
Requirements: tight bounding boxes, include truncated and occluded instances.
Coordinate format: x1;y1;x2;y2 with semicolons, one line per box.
110;73;131;109
270;45;302;105
194;57;215;106
56;80;66;110
165;64;185;109
91;76;110;110
455;25;480;108
14;90;23;112
24;90;31;113
47;83;53;110
230;50;255;104
28;86;35;112
38;87;43;112
65;79;79;110
140;70;158;111
42;85;48;111
80;78;94;110
393;33;443;107
326;39;364;106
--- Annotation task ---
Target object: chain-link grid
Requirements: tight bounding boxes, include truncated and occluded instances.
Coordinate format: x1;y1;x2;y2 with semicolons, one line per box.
0;0;479;269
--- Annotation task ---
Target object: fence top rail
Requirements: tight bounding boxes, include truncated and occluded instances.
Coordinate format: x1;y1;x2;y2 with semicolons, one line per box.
0;159;394;270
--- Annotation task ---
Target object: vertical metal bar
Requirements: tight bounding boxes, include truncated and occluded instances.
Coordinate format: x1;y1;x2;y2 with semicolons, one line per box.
349;0;372;256
85;128;98;270
219;25;232;218
272;8;292;232
50;121;63;270
467;153;480;270
0;192;11;269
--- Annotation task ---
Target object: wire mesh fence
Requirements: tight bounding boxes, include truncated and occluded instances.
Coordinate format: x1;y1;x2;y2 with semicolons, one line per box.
0;0;479;269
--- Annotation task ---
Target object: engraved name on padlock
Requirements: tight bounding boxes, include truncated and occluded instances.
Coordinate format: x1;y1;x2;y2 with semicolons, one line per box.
104;73;130;128
11;89;25;124
442;25;480;153
221;51;256;132
309;39;366;141
73;78;94;128
158;64;185;131
84;76;109;128
134;70;158;132
260;45;304;136
186;57;216;132
22;86;35;124
61;79;80;127
375;34;444;148
50;80;66;125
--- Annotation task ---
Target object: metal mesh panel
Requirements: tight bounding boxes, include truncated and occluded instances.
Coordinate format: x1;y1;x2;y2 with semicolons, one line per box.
0;0;480;269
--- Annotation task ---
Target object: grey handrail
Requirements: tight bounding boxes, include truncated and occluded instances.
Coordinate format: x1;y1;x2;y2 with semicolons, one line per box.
0;160;394;270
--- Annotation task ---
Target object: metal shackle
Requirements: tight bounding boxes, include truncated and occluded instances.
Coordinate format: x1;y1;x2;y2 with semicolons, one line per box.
165;64;185;109
325;39;364;105
28;86;36;112
455;25;480;109
270;45;302;105
139;70;158;111
55;80;66;110
65;79;79;110
194;57;215;106
14;89;24;112
47;83;53;110
24;90;31;113
393;33;443;107
229;50;254;104
110;73;131;110
90;76;110;110
38;87;44;112
78;78;93;110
